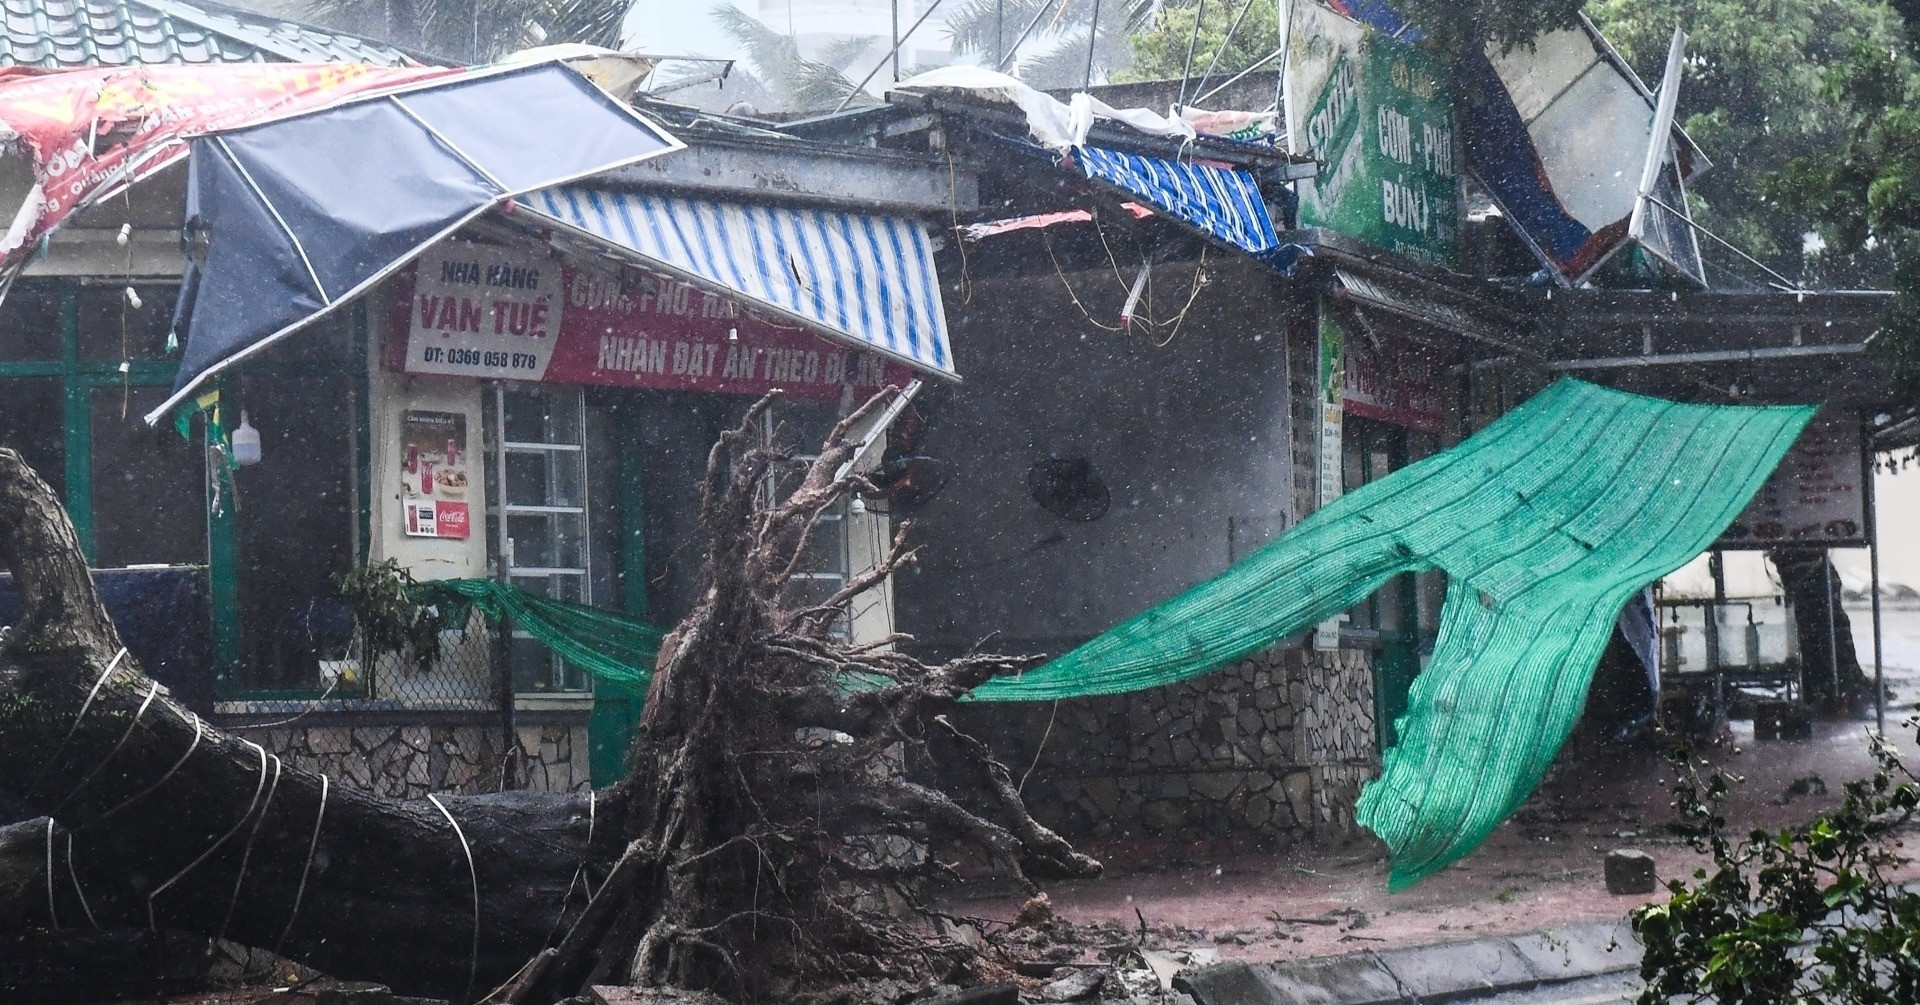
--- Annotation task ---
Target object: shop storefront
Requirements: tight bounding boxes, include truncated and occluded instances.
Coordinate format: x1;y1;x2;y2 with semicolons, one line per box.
195;180;958;788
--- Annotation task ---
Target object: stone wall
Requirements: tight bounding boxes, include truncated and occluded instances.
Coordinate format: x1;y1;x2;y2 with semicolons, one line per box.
240;717;591;800
951;641;1378;846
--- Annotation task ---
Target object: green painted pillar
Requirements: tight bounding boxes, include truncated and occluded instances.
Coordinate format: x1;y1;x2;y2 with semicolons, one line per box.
589;414;649;787
58;285;91;560
208;378;241;689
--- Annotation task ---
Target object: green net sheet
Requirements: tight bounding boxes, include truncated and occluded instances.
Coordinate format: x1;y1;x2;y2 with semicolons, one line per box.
967;378;1813;888
419;579;665;698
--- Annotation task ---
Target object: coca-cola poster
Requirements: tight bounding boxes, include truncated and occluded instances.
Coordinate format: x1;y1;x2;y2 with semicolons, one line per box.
400;410;471;540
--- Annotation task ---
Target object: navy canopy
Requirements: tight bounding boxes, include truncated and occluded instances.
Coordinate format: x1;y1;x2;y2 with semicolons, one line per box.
146;60;681;423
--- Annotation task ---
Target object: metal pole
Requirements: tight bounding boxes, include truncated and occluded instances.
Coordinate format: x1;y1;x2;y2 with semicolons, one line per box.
491;383;517;787
1192;0;1259;106
996;0;1005;71
891;0;902;82
1866;417;1886;733
1709;551;1726;722
1083;0;1102;90
997;0;1067;72
1825;552;1842;704
836;0;956;111
1176;0;1208;112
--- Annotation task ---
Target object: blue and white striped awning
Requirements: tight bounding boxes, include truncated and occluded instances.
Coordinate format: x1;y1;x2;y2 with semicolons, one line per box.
520;186;957;379
1072;146;1305;272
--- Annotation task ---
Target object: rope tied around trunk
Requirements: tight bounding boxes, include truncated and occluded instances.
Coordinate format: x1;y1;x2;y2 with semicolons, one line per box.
428;792;481;1002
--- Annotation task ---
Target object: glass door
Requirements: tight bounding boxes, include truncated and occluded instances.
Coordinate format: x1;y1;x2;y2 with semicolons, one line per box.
488;385;591;693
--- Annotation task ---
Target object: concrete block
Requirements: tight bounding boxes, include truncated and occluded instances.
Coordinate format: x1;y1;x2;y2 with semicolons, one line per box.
1228;953;1402;1005
1606;849;1658;894
1040;967;1106;1001
1372;937;1535;999
1507;921;1641;982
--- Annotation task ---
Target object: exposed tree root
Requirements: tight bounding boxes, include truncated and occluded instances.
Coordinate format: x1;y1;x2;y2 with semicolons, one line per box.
522;389;1099;1003
0;387;1097;1005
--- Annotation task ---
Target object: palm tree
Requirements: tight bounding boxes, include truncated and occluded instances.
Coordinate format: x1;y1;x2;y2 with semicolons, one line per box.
940;0;1145;88
706;4;871;112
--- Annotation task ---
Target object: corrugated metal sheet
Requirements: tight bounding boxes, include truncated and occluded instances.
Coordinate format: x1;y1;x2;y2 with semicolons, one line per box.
968;378;1813;888
0;0;415;68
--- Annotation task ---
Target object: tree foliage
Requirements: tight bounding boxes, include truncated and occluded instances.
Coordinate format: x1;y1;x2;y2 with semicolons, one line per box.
1633;734;1920;1003
941;0;1143;88
1121;0;1580;93
1745;23;1920;401
1121;0;1277;87
710;4;870;111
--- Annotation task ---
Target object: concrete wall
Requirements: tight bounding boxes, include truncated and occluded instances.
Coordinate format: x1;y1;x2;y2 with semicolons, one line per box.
903;258;1383;844
898;259;1305;655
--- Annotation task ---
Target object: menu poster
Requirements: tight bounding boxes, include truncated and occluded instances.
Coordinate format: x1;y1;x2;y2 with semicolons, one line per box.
1716;412;1867;549
401;410;471;539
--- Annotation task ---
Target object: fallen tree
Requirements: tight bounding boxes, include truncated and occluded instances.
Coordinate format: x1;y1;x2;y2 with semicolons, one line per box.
0;388;1097;1003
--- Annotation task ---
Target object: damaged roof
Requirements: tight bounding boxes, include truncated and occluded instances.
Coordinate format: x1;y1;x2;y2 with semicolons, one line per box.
0;0;419;68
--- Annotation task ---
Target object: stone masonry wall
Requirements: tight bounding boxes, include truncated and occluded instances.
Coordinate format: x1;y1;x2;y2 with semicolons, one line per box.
952;641;1378;846
244;718;591;799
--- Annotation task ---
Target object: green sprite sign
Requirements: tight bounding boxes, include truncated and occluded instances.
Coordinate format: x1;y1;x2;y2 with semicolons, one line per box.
1296;37;1460;268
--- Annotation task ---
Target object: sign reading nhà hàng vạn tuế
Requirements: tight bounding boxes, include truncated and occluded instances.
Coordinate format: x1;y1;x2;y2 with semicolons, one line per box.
392;241;915;399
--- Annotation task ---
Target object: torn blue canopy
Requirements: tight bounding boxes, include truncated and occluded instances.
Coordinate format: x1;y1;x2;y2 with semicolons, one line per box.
1071;145;1308;273
144;60;682;423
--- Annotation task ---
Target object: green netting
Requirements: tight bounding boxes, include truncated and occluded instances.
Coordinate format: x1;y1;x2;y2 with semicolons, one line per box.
418;579;664;698
402;380;1808;888
967;378;1813;888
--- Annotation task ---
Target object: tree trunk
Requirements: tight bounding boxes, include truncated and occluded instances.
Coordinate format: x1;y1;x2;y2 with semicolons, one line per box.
0;385;1097;1005
0;448;614;1000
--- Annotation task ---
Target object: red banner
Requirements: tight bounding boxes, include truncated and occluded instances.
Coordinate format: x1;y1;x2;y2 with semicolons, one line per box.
0;63;454;261
1344;331;1448;434
386;240;913;399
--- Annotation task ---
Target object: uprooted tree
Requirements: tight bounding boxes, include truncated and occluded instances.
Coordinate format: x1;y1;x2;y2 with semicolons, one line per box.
0;387;1099;1003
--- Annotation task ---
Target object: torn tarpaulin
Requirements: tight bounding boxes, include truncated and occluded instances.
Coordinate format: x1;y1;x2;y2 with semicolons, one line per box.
957;204;1153;241
146;60;681;422
1070;145;1308;274
968;379;1811;889
0;63;454;262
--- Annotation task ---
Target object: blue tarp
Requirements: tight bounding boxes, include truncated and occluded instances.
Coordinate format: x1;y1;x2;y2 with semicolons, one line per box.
147;60;681;424
1073;145;1305;273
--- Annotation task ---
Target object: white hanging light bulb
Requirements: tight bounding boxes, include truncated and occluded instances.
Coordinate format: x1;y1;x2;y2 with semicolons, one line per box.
231;411;263;466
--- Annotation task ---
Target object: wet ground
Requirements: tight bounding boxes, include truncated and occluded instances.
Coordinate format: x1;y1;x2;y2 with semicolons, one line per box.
944;601;1920;966
92;605;1920;1003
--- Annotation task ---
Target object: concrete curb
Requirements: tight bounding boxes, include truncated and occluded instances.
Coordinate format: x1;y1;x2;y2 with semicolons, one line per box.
1177;920;1642;1005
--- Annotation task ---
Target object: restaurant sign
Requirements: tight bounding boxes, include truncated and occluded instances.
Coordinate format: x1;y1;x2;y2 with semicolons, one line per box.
1289;3;1461;267
1716;412;1866;550
392;241;912;399
1343;330;1447;434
